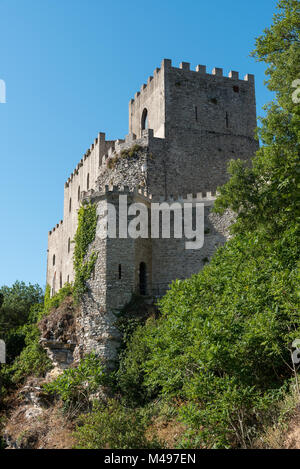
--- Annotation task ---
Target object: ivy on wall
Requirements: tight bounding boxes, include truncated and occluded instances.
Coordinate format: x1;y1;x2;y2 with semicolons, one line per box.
73;203;98;302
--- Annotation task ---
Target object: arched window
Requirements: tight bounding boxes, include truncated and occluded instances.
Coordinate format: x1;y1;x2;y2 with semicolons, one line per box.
68;237;71;253
52;254;55;266
87;173;90;190
118;264;122;280
139;262;147;295
141;108;148;131
78;186;81;201
69;197;72;213
52;272;56;297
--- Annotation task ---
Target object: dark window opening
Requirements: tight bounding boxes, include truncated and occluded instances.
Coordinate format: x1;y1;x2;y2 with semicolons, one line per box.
195;105;198;121
69;197;72;213
141;108;148;131
87;173;90;190
225;112;229;128
59;273;62;289
52;254;55;266
233;85;239;93
210;98;218;105
78;186;81;201
68;237;71;254
67;275;70;284
118;264;122;280
139;262;147;296
52;272;56;297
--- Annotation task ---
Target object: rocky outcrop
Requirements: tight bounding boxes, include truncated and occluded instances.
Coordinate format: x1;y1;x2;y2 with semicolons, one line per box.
38;296;78;369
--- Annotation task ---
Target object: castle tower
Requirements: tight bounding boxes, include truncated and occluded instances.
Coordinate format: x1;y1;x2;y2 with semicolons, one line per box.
129;59;258;194
47;59;258;297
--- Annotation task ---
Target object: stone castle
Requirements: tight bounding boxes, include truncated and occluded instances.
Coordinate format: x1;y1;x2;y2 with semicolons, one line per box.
46;59;258;365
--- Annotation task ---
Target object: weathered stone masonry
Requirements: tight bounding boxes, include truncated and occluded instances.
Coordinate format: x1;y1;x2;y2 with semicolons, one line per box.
46;59;258;365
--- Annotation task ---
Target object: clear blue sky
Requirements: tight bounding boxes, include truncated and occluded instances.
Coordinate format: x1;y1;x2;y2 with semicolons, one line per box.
0;0;276;289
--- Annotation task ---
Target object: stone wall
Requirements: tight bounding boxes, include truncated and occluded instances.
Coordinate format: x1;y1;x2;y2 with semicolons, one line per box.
47;58;258;304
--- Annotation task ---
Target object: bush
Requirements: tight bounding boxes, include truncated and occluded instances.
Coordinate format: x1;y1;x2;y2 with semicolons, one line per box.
42;283;73;318
43;354;107;411
9;325;52;383
74;399;161;449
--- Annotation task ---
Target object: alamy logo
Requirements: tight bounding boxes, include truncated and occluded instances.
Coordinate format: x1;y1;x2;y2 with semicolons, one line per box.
96;195;205;250
0;79;6;103
292;339;300;365
292;79;300;104
0;340;6;364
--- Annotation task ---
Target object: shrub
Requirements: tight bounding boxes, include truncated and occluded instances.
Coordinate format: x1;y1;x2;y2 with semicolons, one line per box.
9;324;52;383
74;399;161;449
43;353;107;411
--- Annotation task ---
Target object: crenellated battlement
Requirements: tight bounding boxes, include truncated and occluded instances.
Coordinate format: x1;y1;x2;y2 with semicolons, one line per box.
80;184;218;207
64;132;116;188
47;57;257;299
129;58;254;109
49;219;63;236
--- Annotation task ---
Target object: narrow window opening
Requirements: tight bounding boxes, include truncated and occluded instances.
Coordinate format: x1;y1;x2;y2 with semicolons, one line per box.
225;112;229;128
59;273;62;289
139;262;147;295
78;186;81;201
195;105;198;121
52;254;55;266
87;173;90;190
52;272;56;297
68;237;71;254
118;264;122;280
233;85;239;93
141;108;148;131
67;275;70;284
69;197;72;213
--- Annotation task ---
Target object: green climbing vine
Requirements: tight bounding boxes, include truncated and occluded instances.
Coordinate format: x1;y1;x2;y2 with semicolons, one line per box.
73;202;98;302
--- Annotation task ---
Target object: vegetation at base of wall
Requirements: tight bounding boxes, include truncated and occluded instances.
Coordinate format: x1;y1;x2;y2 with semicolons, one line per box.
73;203;98;302
0;282;52;399
41;283;74;319
106;144;144;170
43;353;108;413
74;398;162;449
0;282;76;397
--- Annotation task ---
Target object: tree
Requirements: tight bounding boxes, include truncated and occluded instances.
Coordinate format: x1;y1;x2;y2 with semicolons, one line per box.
0;281;43;362
214;0;300;240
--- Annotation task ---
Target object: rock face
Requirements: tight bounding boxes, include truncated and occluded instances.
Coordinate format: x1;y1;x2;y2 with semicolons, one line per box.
38;296;78;369
3;377;75;449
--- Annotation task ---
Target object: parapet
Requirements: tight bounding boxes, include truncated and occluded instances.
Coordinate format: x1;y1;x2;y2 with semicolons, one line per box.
64;132;115;188
49;219;63;236
80;184;218;206
129;58;255;107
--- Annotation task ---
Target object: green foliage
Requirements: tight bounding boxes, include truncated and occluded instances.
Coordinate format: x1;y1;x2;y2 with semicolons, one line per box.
74;399;161;449
9;324;52;383
73;203;98;302
43;353;106;410
115;1;300;447
106;144;144;170
214;0;300;238
41;282;73;319
120;144;143;159
0;281;43;363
